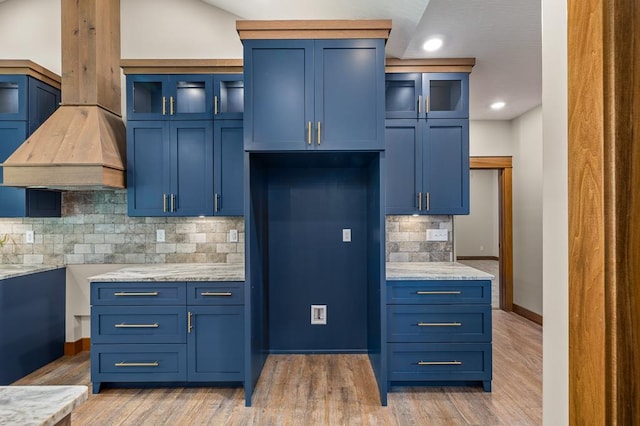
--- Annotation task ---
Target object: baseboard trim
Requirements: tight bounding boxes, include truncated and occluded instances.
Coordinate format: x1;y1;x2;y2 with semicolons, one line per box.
456;256;499;261
512;304;543;325
64;338;90;356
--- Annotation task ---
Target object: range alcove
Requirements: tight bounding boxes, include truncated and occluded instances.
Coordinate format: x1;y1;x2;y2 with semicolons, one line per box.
245;152;386;405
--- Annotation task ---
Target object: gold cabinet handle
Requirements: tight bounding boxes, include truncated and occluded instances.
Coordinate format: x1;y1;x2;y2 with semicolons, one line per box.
214;95;219;115
115;323;159;328
162;96;167;115
425;95;430;114
417;322;462;327
416;291;462;295
188;311;193;333
163;194;168;213
171;194;176;212
426;192;430;211
418;361;462;366
115;361;159;368
418;95;422;114
170;96;175;115
307;121;312;145
418;192;423;211
201;292;232;297
214;193;220;213
114;292;159;297
317;121;321;145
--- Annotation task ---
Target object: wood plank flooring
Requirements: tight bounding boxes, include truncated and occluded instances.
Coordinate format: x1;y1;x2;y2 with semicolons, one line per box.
13;311;541;425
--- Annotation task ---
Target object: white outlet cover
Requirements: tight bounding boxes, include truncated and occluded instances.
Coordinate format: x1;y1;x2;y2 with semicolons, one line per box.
156;229;165;242
342;228;351;242
426;229;448;241
25;230;34;244
311;305;327;325
229;229;238;242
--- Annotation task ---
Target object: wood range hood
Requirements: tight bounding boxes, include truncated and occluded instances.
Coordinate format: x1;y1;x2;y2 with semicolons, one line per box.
2;0;126;190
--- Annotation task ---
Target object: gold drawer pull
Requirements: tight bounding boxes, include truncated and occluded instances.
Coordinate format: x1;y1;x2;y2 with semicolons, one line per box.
115;361;159;368
417;322;462;327
114;292;159;297
418;361;462;366
416;291;462;295
201;292;232;297
114;323;159;328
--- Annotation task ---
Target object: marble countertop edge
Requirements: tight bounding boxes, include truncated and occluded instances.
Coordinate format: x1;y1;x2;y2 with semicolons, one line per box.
0;385;88;426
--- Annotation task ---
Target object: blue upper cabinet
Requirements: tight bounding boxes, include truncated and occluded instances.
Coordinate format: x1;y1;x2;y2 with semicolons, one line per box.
385;119;469;215
423;73;469;119
0;62;62;218
127;120;214;217
384;68;470;119
126;74;213;121
122;61;245;217
213;74;244;120
422;119;469;214
243;39;385;151
0;75;28;120
214;119;244;216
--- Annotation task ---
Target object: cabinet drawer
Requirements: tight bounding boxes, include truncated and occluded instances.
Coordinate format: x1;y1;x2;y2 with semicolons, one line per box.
388;305;491;343
91;306;186;344
187;282;244;305
388;342;491;382
91;282;186;306
387;280;490;305
91;344;186;382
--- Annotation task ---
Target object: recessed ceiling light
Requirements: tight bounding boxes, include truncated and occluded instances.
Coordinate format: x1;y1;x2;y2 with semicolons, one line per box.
422;38;443;52
491;101;506;110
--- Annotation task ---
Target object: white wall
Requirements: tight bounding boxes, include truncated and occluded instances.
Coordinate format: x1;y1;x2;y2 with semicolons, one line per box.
542;0;569;423
454;169;499;257
512;105;543;314
469;120;513;156
0;0;61;74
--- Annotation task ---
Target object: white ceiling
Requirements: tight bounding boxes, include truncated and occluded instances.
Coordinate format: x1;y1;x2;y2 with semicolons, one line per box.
201;0;541;121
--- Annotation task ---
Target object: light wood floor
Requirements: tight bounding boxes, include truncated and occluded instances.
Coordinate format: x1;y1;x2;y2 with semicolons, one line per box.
14;311;541;425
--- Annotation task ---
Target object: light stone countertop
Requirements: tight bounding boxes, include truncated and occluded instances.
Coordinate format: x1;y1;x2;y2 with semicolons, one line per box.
386;262;494;280
0;265;64;281
88;263;245;282
0;385;88;426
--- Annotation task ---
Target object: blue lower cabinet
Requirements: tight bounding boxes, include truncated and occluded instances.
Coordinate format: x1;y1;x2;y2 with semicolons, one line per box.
90;281;244;393
0;268;65;385
387;280;492;391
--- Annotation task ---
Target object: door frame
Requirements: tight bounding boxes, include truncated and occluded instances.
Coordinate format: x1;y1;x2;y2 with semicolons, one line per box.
469;156;513;311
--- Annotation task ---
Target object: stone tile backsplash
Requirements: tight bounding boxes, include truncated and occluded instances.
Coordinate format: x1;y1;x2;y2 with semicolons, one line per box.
385;215;453;262
0;191;244;265
0;191;452;265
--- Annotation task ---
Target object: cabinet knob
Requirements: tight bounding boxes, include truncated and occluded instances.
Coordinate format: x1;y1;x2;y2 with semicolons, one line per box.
162;97;167;116
317;121;321;145
307;121;312;145
418;192;423;211
214;95;219;115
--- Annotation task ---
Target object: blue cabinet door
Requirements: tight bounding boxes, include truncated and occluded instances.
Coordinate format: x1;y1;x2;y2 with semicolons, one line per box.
27;77;61;134
171;120;214;216
0;121;29;217
385;73;422;119
422;119;469;214
0;75;27;120
213;74;243;120
314;39;385;150
187;305;244;382
385;120;421;214
127;121;171;216
126;75;213;121
423;73;469;119
243;39;314;150
214;119;243;216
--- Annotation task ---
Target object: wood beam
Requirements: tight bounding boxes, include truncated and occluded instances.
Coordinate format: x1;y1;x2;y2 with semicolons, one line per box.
568;0;640;423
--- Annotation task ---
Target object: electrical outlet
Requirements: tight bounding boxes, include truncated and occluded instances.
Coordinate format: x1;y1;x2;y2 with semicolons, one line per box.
342;228;351;242
311;305;327;325
156;229;165;242
25;230;34;244
229;229;238;242
426;229;448;241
